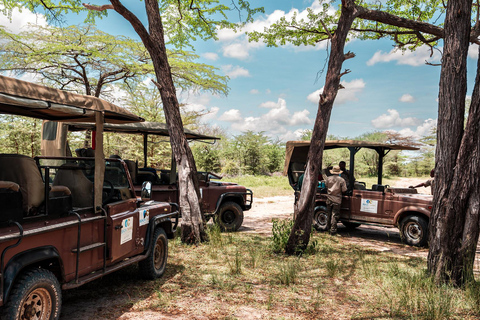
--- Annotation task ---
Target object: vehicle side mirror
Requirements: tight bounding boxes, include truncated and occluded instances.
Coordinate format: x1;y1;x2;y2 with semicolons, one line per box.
141;181;152;201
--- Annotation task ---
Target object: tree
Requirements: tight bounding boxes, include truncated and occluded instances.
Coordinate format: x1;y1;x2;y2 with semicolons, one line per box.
250;0;480;285
7;0;262;243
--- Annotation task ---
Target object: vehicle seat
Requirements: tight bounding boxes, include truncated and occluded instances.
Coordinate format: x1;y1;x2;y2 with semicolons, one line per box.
75;148;95;158
53;163;93;208
0;154;46;215
354;181;366;190
124;160;137;184
371;184;385;192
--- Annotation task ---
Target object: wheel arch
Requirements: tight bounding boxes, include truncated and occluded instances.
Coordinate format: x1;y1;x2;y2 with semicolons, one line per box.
394;207;430;226
2;246;63;305
214;194;245;213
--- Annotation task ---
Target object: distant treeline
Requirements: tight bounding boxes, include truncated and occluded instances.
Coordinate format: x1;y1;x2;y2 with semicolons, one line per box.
0;116;434;177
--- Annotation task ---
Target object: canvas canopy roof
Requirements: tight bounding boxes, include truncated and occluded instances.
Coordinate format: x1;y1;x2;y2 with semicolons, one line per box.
0;75;143;123
66;121;219;141
283;140;420;175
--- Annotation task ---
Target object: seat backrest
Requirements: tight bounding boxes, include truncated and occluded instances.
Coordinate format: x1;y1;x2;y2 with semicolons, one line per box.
372;184;385;192
53;164;93;208
0;154;45;214
124;160;137;184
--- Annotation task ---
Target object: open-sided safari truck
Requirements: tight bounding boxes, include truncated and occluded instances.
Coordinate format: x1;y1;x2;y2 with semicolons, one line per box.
285;140;433;247
42;121;253;232
0;75;179;319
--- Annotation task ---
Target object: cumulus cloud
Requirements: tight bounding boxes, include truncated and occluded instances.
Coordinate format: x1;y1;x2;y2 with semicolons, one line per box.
250;89;260;94
398;118;437;139
203;52;219;61
367;46;442;66
216;1;331;60
222;65;251;79
307;79;366;105
399;94;415;103
219;109;243;122
371;109;422;129
0;6;47;33
468;45;478;59
217;98;312;138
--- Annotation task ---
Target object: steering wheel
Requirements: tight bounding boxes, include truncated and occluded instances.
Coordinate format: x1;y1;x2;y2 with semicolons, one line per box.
102;179;115;206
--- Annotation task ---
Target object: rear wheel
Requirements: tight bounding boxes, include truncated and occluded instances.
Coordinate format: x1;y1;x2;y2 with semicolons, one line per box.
341;221;361;230
4;268;62;320
400;215;429;247
139;227;168;279
313;206;329;231
216;202;244;232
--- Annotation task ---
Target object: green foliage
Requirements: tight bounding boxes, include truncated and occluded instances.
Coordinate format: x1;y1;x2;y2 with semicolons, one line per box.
271;219;294;254
275;258;300;285
0;115;41;157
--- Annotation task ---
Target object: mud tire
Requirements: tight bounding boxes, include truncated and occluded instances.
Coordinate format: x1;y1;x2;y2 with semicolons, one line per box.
313;206;329;232
139;227;168;280
400;215;429;247
216;202;244;232
4;268;62;320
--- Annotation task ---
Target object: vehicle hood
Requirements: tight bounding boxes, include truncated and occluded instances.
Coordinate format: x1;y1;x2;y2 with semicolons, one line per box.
209;181;239;187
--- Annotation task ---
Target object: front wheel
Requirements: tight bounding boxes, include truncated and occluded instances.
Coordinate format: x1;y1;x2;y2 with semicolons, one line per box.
4;268;62;320
139;227;168;280
215;202;244;232
400;215;429;247
313;206;329;231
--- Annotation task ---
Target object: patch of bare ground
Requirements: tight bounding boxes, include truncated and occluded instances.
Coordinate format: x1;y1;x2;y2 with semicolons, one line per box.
60;177;480;320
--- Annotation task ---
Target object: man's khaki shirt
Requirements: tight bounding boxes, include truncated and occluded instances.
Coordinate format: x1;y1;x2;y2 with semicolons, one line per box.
326;175;347;204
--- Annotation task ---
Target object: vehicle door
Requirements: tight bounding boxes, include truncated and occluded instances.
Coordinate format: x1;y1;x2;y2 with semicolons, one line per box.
350;188;391;224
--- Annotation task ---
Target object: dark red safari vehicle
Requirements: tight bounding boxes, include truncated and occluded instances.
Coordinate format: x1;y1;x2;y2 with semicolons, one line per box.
0;76;178;319
50;121;253;232
285;140;433;247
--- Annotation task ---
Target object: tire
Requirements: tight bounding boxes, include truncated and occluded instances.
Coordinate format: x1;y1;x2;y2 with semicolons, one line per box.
215;202;244;232
313;206;329;232
4;268;62;320
341;221;361;230
139;227;168;280
400;215;429;247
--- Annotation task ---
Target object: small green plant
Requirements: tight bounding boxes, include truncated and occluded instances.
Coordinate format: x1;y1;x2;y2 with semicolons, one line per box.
276;258;300;285
206;223;223;248
228;249;243;275
247;244;261;268
325;259;340;278
271;219;294;253
465;280;480;315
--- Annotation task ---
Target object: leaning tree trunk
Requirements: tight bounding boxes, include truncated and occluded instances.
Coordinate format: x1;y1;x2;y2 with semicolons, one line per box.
285;0;360;254
110;0;206;243
427;0;476;285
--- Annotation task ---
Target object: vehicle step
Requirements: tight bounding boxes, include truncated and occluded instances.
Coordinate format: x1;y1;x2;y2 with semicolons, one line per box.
72;242;106;253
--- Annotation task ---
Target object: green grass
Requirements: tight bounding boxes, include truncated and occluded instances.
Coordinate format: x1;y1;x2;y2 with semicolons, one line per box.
217;175;293;198
71;226;480;319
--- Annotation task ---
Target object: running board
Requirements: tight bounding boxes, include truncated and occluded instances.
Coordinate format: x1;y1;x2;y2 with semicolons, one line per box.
62;253;147;290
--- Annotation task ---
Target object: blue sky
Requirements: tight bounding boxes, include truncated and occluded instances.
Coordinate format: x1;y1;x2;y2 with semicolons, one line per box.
2;1;478;142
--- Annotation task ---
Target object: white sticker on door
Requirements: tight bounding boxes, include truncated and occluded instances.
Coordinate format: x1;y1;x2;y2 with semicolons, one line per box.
360;199;378;213
121;217;133;245
139;209;149;227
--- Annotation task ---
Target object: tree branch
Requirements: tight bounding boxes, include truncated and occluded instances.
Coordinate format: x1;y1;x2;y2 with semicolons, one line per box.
82;3;114;11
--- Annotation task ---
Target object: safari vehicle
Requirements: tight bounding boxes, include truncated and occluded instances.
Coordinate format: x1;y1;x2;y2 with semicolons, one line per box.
284;140;433;247
0;76;178;320
42;121;253;232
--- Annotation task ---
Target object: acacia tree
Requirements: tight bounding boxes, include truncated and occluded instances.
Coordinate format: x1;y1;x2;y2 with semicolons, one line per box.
7;0;261;243
251;0;480;285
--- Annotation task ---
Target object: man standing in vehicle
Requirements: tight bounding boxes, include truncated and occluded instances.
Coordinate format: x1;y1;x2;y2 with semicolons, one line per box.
326;165;347;235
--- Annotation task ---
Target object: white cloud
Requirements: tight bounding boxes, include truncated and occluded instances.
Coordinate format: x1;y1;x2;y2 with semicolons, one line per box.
219;109;243;122
367;46;442;66
398;118;437;139
259;101;278;108
216;98;312;139
203;52;219;61
371;109;422;129
250;89;260;94
399;94;415;103
468;45;478;59
216;1;331;60
222;65;251;78
0;7;47;34
307;79;366;105
202;107;219;121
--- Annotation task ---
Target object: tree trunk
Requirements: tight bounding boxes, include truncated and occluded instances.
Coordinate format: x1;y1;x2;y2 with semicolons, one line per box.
427;0;476;285
110;0;206;243
285;0;360;255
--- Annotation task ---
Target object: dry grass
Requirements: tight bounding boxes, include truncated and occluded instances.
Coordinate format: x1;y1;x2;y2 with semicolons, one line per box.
72;226;480;320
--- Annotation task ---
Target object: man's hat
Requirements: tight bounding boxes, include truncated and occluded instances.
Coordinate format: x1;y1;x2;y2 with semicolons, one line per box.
330;165;342;175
